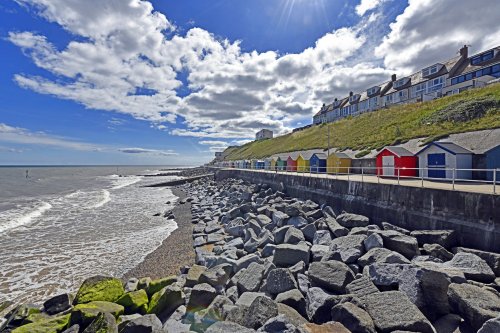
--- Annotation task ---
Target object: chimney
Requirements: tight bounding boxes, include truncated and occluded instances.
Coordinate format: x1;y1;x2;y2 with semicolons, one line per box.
334;98;338;102
349;91;353;96
391;74;397;81
460;44;468;59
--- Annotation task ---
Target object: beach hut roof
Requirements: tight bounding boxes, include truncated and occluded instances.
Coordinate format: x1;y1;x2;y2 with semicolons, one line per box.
312;153;327;159
416;142;472;155
382;146;415;157
299;151;316;160
329;152;350;159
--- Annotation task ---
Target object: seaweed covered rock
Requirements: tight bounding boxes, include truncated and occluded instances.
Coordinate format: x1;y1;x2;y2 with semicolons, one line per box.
74;276;124;304
11;314;70;333
82;312;117;333
116;289;149;314
145;276;177;297
70;301;124;327
147;284;185;318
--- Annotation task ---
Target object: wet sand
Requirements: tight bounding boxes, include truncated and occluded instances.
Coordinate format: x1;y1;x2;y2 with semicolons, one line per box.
122;187;195;281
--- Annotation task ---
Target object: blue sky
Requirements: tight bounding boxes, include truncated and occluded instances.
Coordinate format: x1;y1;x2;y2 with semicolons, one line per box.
0;0;498;165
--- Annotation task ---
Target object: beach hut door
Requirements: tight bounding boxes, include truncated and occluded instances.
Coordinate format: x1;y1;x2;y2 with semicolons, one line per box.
382;156;395;176
428;153;446;178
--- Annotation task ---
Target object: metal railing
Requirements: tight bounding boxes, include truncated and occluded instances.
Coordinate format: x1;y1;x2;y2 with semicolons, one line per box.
211;164;499;194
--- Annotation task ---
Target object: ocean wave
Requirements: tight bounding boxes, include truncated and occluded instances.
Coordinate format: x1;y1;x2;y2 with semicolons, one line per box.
0;201;52;233
93;190;111;208
111;176;143;189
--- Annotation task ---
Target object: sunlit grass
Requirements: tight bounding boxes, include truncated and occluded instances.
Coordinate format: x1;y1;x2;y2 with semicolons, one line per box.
224;83;500;160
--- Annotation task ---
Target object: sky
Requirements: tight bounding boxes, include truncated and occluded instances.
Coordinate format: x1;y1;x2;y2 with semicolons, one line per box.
0;0;499;165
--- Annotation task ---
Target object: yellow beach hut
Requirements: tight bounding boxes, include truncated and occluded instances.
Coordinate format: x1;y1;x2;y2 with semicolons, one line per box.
297;152;313;173
327;152;352;174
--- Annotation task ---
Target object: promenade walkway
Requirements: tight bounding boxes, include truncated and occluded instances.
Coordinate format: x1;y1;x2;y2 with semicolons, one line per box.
218;168;498;195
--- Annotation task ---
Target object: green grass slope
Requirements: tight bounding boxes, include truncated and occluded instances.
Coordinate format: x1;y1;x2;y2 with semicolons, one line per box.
223;83;500;160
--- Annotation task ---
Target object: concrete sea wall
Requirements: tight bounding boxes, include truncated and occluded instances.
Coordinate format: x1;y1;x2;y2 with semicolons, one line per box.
215;169;500;252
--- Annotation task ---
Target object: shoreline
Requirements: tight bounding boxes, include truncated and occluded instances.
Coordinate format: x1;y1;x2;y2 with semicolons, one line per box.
122;186;195;281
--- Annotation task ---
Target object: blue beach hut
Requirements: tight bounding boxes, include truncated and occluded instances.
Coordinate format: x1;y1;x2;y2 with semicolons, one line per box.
310;153;327;173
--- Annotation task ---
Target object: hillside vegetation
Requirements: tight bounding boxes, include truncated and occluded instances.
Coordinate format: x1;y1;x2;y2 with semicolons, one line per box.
222;83;500;160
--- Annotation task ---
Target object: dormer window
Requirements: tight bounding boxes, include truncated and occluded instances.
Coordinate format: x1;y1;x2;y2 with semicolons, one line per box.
393;77;410;90
333;100;341;108
422;64;442;77
349;94;360;103
471;50;495;65
367;86;380;97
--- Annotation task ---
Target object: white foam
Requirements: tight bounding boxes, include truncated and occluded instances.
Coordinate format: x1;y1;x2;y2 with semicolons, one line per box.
0;201;52;234
111;176;143;189
93;190;111;208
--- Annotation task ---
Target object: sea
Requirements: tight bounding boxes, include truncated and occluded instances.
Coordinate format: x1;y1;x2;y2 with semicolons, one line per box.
0;166;185;305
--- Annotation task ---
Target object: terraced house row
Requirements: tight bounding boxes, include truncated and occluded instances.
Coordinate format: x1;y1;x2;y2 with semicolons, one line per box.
313;45;500;124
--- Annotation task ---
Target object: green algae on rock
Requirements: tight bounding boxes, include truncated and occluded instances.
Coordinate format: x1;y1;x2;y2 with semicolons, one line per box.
145;276;177;297
12;314;70;333
70;301;124;327
82;312;118;333
74;276;124;304
147;284;185;316
116;289;149;314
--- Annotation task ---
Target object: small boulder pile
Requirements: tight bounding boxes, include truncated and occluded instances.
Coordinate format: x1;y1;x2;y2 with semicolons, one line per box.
1;177;499;333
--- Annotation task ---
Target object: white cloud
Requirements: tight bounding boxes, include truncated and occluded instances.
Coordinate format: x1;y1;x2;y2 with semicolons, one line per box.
118;147;178;156
10;0;498;142
8;0;378;140
0;146;24;153
375;0;500;73
355;0;386;16
0;123;103;151
199;140;228;146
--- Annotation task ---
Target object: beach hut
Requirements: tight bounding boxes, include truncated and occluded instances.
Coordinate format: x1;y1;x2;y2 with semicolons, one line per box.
276;157;287;171
256;160;265;169
243;160;250;169
310;153;327;173
327;152;352;174
251;160;257;169
485;145;500;181
417;142;473;179
270;157;277;171
297;152;313;173
287;153;298;172
376;147;418;177
264;158;272;170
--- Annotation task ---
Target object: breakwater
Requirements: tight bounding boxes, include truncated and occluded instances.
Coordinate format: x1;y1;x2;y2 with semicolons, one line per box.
1;174;499;333
215;169;500;252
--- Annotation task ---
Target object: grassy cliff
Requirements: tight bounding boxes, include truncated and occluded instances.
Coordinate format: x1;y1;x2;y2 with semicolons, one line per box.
222;84;500;160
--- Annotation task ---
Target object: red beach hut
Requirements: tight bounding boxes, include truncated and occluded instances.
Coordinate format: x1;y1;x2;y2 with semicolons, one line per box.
376;146;417;177
287;153;298;172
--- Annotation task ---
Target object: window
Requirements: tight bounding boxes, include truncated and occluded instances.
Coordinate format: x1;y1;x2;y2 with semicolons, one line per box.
414;82;426;95
471;50;495;65
385;94;393;104
428;77;444;92
367;86;380;96
349;94;360;103
369;97;378;108
422;64;441;77
493;64;500;73
394;78;409;89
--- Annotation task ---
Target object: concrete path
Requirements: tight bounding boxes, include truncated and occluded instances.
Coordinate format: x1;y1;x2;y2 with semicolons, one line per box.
219;168;498;195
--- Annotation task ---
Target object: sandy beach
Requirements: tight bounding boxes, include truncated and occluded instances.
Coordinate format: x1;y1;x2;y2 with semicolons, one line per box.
122;187;195;281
